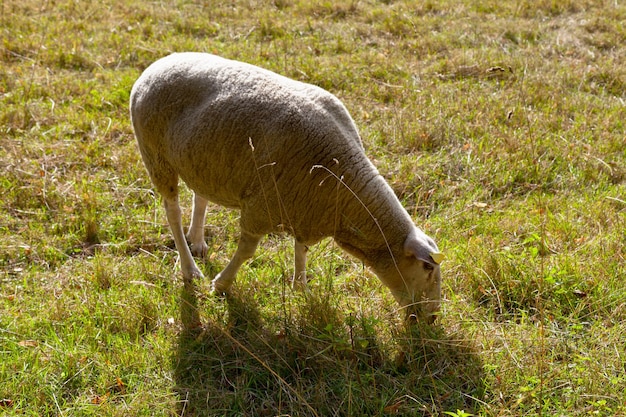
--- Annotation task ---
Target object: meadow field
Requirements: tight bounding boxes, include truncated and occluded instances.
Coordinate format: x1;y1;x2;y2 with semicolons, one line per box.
1;0;625;415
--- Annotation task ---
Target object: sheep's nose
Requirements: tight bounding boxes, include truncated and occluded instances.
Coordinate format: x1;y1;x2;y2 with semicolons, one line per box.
405;311;437;325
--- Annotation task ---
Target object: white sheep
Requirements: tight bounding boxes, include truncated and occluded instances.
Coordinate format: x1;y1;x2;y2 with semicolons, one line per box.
130;52;444;323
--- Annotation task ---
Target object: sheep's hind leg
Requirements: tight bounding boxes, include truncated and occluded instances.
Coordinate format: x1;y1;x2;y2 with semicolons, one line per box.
212;231;260;294
292;239;308;289
186;193;209;257
163;195;204;282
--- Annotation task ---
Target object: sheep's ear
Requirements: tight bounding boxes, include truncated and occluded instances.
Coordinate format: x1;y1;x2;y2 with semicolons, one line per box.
404;230;426;257
404;230;444;265
430;252;445;265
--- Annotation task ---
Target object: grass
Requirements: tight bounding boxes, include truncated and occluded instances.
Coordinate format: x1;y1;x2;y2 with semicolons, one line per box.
1;0;625;415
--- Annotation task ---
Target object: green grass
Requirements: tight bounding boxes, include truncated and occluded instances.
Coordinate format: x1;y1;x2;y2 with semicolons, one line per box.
1;0;625;415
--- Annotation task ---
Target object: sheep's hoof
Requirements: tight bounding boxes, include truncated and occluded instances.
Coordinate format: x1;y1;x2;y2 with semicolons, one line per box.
290;278;308;292
183;266;204;282
211;288;227;299
211;275;232;296
189;241;209;258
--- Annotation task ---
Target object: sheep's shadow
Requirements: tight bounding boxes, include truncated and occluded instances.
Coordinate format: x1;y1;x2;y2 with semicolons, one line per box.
173;281;487;416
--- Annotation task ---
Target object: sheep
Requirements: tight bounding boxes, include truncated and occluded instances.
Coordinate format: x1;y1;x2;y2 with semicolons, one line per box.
130;52;444;323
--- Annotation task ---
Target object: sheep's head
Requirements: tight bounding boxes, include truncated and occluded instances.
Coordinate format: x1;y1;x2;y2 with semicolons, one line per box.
375;228;443;324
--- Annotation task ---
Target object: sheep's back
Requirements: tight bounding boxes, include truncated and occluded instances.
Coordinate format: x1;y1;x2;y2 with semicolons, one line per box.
131;53;376;238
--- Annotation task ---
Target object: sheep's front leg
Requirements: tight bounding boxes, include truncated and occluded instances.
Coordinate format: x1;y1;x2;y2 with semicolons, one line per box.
163;196;204;282
292;239;308;289
186;193;209;257
212;231;260;294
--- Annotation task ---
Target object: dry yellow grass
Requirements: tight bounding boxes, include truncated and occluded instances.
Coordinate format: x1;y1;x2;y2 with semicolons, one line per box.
1;0;625;415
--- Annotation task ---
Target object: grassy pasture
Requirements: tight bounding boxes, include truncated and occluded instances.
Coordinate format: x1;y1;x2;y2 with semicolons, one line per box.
1;0;625;415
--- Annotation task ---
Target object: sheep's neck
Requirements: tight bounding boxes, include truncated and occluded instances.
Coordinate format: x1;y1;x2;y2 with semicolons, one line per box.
333;173;413;262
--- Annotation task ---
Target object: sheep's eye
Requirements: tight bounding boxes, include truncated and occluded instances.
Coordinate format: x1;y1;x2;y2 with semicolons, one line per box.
423;262;435;271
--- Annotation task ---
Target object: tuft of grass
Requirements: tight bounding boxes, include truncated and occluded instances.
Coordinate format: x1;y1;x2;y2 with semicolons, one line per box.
1;0;625;415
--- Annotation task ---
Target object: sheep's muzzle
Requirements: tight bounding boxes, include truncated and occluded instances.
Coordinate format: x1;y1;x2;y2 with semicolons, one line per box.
405;307;438;325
